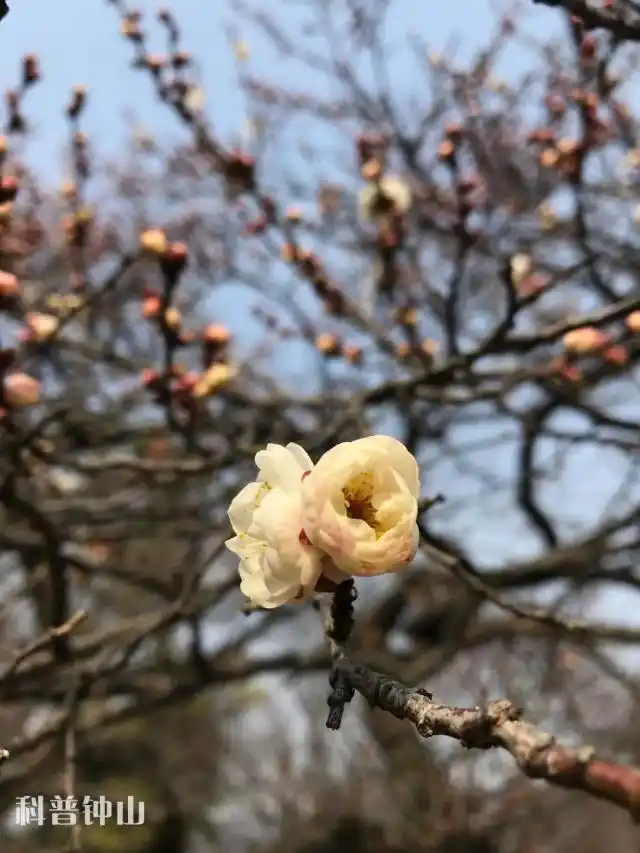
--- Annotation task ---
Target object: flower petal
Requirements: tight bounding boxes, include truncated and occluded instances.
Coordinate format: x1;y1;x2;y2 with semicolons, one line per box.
227;481;266;535
255;443;308;492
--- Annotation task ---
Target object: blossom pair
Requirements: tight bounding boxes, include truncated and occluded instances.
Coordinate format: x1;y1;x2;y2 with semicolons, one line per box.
225;435;420;609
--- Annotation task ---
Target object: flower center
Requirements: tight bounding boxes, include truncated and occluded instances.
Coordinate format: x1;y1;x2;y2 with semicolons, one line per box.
342;471;381;533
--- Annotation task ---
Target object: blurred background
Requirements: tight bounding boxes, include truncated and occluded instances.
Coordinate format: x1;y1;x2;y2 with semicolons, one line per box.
0;0;638;851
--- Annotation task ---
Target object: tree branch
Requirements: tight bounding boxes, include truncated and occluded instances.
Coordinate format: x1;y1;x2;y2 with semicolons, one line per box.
330;656;640;820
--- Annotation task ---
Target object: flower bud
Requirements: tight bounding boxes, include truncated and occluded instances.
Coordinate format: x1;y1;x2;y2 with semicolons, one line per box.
203;324;231;344
563;326;608;354
625;311;640;333
316;333;341;356
25;312;59;341
0;271;19;298
140;228;168;257
3;372;40;408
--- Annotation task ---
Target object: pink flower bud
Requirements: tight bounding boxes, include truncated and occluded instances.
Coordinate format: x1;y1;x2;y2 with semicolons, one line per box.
3;372;40;407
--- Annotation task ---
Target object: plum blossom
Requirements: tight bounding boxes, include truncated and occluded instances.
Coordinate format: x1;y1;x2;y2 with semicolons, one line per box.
225;442;326;608
226;436;422;607
300;435;420;577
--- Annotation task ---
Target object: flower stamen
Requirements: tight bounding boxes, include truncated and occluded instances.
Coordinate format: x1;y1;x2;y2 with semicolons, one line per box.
343;471;382;534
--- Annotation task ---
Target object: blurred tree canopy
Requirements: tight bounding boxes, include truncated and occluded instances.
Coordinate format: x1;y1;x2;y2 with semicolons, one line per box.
0;1;639;851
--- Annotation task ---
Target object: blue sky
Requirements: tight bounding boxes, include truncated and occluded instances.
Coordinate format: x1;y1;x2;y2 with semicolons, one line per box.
0;0;563;177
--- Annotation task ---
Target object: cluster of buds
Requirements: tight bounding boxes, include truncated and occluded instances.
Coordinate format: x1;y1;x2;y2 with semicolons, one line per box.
538;137;585;181
0;348;40;416
141;288;192;348
315;333;363;365
139;229;189;285
141;361;236;410
531;90;610;182
562;325;630;368
394;338;438;361
281;244;348;317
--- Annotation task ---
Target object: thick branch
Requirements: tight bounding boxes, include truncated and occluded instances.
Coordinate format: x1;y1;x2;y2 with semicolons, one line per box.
332;657;640;820
532;0;640;41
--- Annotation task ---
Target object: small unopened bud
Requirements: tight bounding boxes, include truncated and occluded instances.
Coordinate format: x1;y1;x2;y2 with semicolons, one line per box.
0;271;19;298
162;241;189;277
316;333;341;356
192;363;237;397
557;138;579;156
603;345;628;366
343;344;363;365
558;363;581;383
145;54;166;74
60;181;77;202
172;51;192;70
281;243;297;263
421;339;438;357
510;253;533;286
563;326;608;354
203;324;231;344
437;140;456;163
361;159;382;181
540;149;559;169
22;54;41;86
140;228;168;257
67;85;87;119
397;307;418;326
120;15;142;41
0;176;19;204
141;368;161;386
163;307;181;329
3;372;40;408
285;207;302;223
142;294;161;318
25;312;59;341
625;311;640;333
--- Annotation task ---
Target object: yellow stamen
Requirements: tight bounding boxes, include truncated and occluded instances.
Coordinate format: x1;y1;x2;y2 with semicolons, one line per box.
342;471;382;535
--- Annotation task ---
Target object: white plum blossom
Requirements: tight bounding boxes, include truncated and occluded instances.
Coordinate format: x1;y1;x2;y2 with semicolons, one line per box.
226;435;421;608
225;442;325;608
301;435;420;577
